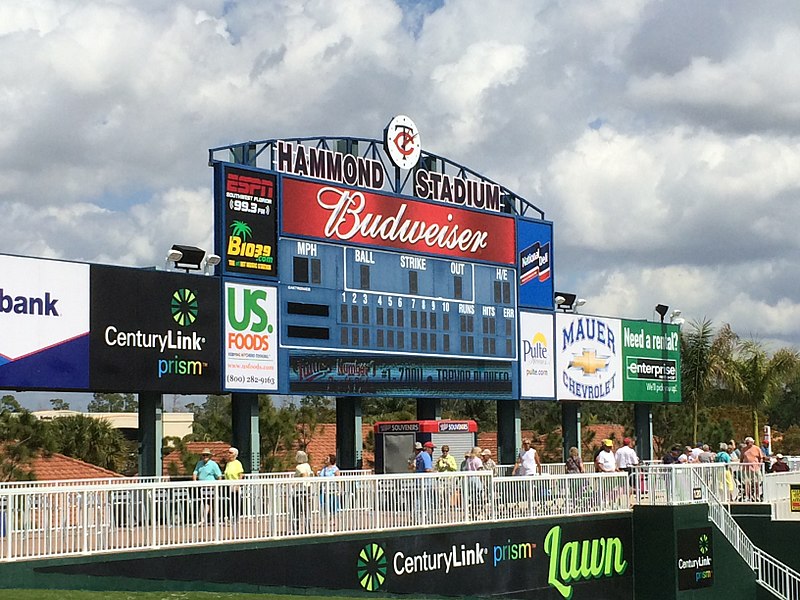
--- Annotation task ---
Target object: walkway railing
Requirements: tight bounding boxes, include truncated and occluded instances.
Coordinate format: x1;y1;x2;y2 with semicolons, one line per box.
0;470;629;563
637;464;800;600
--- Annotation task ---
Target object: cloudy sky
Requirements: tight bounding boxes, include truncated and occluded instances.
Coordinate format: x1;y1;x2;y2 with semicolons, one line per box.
2;1;799;408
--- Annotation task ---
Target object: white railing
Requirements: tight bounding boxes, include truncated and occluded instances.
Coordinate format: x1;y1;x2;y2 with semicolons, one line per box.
637;463;800;600
633;462;768;505
243;469;372;479
0;470;630;563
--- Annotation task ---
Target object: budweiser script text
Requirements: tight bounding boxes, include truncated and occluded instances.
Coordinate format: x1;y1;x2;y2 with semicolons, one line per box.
317;187;490;253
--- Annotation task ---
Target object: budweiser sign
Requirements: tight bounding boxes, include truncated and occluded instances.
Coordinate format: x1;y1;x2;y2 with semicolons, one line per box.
282;178;515;264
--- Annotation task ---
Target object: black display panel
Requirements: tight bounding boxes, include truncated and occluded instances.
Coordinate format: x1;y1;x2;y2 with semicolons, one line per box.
288;353;513;397
90;265;221;393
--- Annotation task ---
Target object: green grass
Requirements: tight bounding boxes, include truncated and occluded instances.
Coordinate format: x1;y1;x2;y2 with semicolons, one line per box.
3;592;389;600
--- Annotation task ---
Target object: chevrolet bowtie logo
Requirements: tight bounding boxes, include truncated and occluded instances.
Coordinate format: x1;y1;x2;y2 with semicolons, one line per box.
568;350;609;375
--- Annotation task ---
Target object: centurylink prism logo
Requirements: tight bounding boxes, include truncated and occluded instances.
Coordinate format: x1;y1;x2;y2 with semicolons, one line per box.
559;316;619;400
103;288;206;379
171;288;198;326
357;543;388;592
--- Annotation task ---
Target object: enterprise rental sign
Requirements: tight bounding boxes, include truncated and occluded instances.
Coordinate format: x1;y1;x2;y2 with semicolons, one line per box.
90;265;221;393
551;314;681;403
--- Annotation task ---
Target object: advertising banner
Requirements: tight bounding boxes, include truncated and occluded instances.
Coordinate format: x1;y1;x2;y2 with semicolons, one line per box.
677;527;714;590
42;517;633;599
519;311;555;399
289;353;513;398
517;219;553;310
90;266;221;393
556;314;622;401
217;164;278;277
0;255;89;390
621;319;682;403
223;281;278;391
281;177;516;265
791;484;800;512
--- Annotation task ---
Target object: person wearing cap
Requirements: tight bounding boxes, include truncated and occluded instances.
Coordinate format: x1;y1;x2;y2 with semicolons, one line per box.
771;453;790;473
193;448;223;481
663;444;682;464
615;437;639;473
480;448;497;472
408;441;423;471
595;439;617;473
435;445;458;472
193;448;222;525
415;441;434;473
292;450;314;533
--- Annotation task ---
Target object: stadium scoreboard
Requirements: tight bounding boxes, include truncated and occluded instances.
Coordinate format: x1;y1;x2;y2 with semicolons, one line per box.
212;116;555;399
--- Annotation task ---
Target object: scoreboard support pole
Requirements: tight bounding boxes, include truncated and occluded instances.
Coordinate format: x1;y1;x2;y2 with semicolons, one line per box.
232;393;261;473
561;402;581;463
336;396;362;470
634;404;653;462
138;392;163;478
416;398;442;421
497;401;521;465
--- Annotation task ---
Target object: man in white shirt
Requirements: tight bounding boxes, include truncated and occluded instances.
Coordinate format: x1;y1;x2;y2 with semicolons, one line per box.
615;437;640;472
595;439;617;473
513;438;541;475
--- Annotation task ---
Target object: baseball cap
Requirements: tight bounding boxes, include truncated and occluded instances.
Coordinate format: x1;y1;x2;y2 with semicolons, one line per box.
481;449;492;456
414;442;423;450
623;437;631;445
776;453;784;459
602;439;613;447
423;441;435;448
201;448;212;455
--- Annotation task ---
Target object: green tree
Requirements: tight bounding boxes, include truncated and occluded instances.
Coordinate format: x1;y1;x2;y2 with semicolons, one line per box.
680;319;739;444
49;415;129;472
0;395;22;413
87;393;137;412
187;394;232;442
730;341;800;441
767;374;800;430
0;409;56;481
49;398;70;411
362;397;415;422
259;395;299;471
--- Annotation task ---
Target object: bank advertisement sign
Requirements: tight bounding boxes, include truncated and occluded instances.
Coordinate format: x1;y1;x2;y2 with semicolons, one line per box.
621;319;682;403
519;311;555;399
677;527;714;590
517;219;553;310
90;266;221;393
556;314;622;402
216;164;278;278
223;281;278;391
0;255;89;390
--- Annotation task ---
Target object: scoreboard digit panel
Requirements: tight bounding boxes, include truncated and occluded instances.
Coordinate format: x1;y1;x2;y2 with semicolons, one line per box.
279;238;517;362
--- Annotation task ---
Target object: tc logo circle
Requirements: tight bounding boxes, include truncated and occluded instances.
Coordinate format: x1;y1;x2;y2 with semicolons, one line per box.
384;115;421;170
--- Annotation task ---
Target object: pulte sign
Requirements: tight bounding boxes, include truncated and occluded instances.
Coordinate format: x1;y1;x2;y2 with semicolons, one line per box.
89;266;221;393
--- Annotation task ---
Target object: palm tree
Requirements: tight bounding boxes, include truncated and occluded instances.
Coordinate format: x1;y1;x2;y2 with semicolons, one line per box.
731;341;800;441
50;415;129;472
680;319;739;444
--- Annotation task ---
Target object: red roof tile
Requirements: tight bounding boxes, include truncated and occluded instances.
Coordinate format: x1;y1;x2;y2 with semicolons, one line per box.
162;441;231;477
29;453;123;481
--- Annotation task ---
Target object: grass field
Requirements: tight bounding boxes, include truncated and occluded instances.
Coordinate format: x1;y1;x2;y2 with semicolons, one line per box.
3;592;389;600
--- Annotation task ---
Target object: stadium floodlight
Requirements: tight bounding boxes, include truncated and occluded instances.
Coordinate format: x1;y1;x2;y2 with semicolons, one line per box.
166;244;206;272
555;292;585;313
